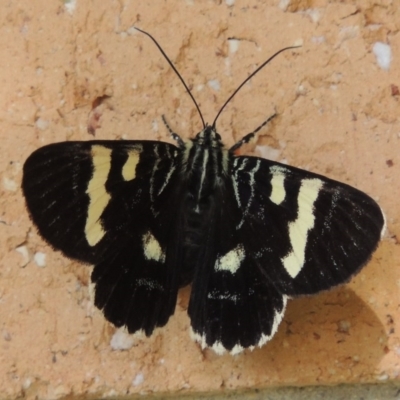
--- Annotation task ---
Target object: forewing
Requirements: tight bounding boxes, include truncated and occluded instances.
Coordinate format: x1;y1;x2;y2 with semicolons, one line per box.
231;156;385;296
22;140;182;335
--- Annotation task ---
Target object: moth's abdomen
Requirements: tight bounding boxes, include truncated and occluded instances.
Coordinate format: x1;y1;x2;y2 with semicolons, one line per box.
179;208;209;287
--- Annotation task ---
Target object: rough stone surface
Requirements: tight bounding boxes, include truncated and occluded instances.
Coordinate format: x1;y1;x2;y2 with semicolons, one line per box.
0;1;399;399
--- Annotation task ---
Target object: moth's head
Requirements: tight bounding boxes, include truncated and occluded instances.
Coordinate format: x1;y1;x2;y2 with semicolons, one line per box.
194;125;223;148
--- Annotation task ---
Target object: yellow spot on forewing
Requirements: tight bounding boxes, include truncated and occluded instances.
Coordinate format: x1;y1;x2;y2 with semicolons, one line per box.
85;145;112;246
282;178;323;278
270;166;287;205
142;232;166;263
122;146;142;181
215;245;245;274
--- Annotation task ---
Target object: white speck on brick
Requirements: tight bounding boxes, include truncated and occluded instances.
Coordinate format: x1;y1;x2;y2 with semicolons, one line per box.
104;389;118;397
296;84;307;96
224;57;231;75
338;320;351;333
311;36;325;44
373;42;391;70
35;118;49;130
255;145;281;161
22;377;33;390
279;0;290;10
53;385;70;397
225;0;235;5
34;252;46;267
304;9;321;23
377;373;389;381
339;26;359;42
228;39;240;53
132;373;144;386
110;328;135;350
208;79;220;91
16;246;30;267
64;0;77;15
3;177;17;191
127;26;137;36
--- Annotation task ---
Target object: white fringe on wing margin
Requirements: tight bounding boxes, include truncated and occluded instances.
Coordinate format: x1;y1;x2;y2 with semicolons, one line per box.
190;295;288;355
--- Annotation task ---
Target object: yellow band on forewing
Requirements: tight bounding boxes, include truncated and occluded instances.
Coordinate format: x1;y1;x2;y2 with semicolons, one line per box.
122;146;142;181
269;166;287;205
85;145;112;246
282;178;324;278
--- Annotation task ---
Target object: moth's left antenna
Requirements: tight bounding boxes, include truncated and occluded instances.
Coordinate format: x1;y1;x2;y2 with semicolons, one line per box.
135;27;206;129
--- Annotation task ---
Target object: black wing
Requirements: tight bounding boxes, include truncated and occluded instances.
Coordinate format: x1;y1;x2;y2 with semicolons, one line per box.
22;140;182;335
232;156;385;295
189;155;384;354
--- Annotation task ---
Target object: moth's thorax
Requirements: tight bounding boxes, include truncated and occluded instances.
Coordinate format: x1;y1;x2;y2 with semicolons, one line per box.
194;125;222;147
181;126;230;205
177;127;230;284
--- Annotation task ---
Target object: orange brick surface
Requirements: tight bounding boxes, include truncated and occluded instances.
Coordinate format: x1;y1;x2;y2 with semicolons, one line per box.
0;1;399;399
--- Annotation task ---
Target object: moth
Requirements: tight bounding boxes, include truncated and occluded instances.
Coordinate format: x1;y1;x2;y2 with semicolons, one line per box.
22;28;385;355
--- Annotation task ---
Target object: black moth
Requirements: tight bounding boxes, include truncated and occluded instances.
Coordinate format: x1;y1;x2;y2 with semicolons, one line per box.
22;28;385;355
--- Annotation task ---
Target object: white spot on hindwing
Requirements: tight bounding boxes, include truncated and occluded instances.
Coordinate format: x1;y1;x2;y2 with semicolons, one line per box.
282;178;324;278
142;231;166;263
214;245;245;274
122;145;142;181
269;165;287;205
85;145;112;246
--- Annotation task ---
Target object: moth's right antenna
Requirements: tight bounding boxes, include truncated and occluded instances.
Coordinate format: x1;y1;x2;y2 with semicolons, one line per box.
135;27;206;129
212;45;301;129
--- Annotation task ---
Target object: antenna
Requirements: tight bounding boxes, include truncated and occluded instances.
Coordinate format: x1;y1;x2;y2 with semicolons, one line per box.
135;27;206;129
212;45;301;129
